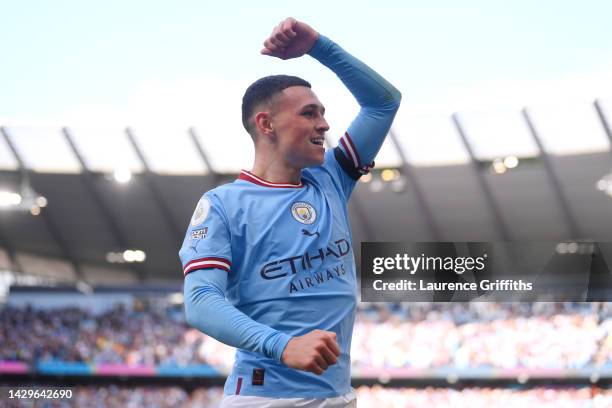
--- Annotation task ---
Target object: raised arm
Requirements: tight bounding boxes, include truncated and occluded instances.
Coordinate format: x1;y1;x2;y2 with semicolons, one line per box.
262;17;402;176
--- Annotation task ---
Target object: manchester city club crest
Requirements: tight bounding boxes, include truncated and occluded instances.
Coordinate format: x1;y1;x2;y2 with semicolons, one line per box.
291;201;317;225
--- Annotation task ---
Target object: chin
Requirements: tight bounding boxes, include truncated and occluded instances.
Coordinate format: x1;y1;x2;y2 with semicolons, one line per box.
296;148;325;168
313;152;325;166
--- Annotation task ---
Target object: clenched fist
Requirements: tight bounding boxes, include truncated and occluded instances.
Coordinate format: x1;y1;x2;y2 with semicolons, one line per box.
261;17;319;60
281;329;341;375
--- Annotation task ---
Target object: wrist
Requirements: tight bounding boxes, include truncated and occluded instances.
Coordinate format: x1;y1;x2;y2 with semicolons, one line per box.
275;333;293;362
307;34;332;60
264;331;293;362
280;337;292;363
308;31;320;53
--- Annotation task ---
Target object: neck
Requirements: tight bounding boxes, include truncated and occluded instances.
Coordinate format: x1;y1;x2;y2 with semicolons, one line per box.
251;154;302;185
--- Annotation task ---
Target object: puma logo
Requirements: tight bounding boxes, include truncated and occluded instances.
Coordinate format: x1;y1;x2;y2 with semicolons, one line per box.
302;229;320;238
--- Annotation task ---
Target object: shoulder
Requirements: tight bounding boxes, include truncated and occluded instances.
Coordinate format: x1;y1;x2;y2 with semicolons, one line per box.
190;181;246;223
202;180;249;203
199;179;265;221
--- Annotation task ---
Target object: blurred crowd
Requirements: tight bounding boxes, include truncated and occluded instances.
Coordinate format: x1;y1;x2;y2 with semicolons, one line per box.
1;386;612;408
352;302;612;369
0;303;227;366
355;385;612;408
1;302;612;370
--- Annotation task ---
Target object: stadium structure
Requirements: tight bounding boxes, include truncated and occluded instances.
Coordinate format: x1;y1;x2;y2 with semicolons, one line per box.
1;99;612;406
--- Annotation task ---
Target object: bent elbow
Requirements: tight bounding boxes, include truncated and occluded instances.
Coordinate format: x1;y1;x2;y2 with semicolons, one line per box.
390;87;402;108
183;296;199;329
183;281;221;334
380;86;401;113
183;282;207;330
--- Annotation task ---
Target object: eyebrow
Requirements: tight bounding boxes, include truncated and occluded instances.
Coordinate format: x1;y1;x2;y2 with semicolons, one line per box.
301;103;325;114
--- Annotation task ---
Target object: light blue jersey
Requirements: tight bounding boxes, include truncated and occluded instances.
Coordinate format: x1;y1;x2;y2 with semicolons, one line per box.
183;151;359;397
180;34;401;398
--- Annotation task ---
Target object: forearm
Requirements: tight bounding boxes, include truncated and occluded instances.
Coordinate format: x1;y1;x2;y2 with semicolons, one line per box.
184;269;291;362
308;35;402;167
308;34;401;109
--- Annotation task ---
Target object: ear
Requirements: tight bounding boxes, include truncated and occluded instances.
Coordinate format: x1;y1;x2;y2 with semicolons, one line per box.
254;111;275;139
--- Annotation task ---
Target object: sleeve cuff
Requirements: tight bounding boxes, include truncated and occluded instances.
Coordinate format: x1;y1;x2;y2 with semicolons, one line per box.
307;34;333;60
334;147;374;180
264;331;293;362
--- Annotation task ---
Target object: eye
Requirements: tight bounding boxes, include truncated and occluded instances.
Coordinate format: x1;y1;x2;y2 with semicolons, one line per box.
302;111;315;117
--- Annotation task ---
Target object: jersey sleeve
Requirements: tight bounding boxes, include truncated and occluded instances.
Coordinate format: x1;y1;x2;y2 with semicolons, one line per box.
178;193;232;277
308;34;401;189
184;269;291;362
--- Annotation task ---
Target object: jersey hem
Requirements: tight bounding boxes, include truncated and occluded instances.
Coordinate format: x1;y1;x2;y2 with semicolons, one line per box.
222;387;352;399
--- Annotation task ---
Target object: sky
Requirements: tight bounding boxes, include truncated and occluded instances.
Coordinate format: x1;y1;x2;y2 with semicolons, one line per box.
1;0;612;172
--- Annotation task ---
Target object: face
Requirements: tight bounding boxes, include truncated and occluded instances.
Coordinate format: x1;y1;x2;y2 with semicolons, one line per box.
269;86;329;168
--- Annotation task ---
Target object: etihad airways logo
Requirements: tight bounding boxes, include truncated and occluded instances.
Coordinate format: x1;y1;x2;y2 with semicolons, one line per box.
260;239;350;280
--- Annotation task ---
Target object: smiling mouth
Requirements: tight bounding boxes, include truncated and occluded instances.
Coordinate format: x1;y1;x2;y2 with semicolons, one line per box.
310;137;325;146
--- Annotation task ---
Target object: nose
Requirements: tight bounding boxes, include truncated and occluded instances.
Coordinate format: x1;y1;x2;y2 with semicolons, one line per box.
316;117;330;134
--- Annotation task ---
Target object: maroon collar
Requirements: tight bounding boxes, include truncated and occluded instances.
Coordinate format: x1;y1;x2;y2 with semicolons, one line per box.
238;170;304;188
